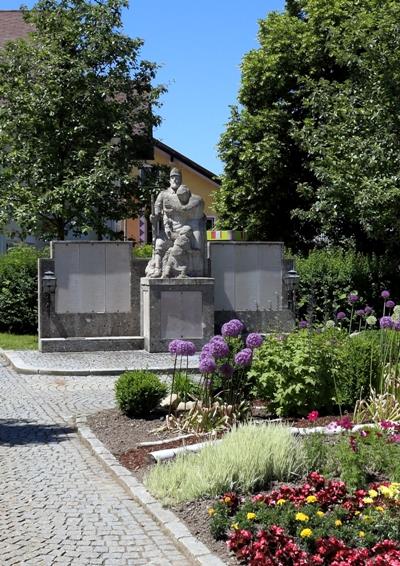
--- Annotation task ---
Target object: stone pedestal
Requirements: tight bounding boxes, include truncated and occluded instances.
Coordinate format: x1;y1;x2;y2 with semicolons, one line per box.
141;277;214;353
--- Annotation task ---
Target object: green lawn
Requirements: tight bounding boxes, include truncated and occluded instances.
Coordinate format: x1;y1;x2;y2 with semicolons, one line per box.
0;333;38;350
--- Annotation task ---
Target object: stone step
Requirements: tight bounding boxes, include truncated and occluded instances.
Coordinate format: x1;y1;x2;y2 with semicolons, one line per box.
40;336;144;353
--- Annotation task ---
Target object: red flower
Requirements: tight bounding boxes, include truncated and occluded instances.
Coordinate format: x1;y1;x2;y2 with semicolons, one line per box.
307;410;319;422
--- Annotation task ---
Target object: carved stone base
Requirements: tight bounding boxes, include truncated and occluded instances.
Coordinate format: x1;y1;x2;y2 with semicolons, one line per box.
140;277;214;353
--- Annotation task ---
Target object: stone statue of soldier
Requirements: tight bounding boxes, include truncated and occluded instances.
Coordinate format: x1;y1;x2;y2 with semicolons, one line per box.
145;168;207;278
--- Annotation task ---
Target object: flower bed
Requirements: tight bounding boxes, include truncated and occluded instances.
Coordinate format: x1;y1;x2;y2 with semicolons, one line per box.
209;473;400;565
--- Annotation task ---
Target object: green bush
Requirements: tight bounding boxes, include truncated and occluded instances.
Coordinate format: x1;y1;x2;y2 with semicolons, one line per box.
294;248;394;324
250;329;347;416
133;243;153;258
335;331;383;406
0;244;48;334
115;370;167;417
250;328;400;417
145;424;305;504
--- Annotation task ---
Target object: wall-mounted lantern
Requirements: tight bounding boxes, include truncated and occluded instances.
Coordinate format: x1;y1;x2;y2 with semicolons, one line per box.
284;268;300;313
42;270;57;314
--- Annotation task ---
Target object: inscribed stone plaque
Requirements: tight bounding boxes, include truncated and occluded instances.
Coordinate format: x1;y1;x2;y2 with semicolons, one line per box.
160;291;203;339
105;244;131;313
54;242;131;314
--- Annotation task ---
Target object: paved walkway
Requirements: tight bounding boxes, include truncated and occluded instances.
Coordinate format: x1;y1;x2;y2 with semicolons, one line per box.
0;361;192;566
2;350;200;376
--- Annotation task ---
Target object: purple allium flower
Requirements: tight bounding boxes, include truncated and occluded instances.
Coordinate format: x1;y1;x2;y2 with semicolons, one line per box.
210;335;225;343
246;332;264;348
381;290;390;299
355;309;365;317
168;339;183;355
298;320;309;329
200;343;212;359
379;316;393;329
178;341;196;356
364;305;373;315
209;339;230;359
386;300;396;309
336;311;346;320
221;319;244;338
234;348;253;367
199;357;216;374
348;293;359;304
219;363;234;378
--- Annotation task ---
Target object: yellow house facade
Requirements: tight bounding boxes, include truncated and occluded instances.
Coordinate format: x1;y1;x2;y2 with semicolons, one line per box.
124;140;220;244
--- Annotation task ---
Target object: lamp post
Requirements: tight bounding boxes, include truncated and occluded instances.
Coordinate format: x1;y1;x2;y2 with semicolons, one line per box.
285;268;300;315
42;270;57;313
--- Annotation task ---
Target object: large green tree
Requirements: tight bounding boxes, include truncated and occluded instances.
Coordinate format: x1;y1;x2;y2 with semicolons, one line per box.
0;0;164;240
216;0;400;255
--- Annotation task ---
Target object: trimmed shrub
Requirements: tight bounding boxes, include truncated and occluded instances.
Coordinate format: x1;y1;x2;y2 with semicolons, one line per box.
145;424;305;504
0;244;48;334
115;370;167;417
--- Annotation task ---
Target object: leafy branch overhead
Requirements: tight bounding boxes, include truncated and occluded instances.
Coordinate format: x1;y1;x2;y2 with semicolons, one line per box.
0;0;165;240
216;0;400;255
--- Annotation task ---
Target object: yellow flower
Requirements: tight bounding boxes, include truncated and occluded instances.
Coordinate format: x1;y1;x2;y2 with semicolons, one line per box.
316;511;325;518
375;506;385;513
363;497;374;504
277;499;286;505
378;485;391;496
306;495;318;503
223;496;231;504
358;531;365;538
368;489;378;498
247;512;256;520
362;514;372;523
354;511;361;516
335;519;342;527
295;513;309;522
300;528;313;538
231;522;240;530
208;508;216;516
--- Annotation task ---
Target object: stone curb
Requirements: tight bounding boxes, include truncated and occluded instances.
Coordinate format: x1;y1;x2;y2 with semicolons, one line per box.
75;415;225;566
1;350;198;377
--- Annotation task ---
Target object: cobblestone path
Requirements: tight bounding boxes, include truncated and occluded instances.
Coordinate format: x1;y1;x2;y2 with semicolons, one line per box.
0;362;190;566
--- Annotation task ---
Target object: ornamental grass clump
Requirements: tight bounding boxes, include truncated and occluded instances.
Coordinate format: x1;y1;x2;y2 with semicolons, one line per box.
145;423;305;504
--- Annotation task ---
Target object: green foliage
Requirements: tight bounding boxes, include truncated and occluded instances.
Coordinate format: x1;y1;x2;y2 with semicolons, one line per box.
132;244;153;258
0;0;164;240
321;429;400;489
335;331;382;407
0;245;48;333
295;248;393;323
216;0;400;256
251;327;400;416
145;424;305;504
250;329;347;416
170;372;199;403
115;370;167;417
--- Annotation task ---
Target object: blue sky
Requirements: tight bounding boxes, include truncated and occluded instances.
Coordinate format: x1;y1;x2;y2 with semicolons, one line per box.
3;1;285;174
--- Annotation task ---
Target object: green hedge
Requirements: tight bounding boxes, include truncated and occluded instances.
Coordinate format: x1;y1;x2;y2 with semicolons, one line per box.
294;248;395;324
0;244;48;334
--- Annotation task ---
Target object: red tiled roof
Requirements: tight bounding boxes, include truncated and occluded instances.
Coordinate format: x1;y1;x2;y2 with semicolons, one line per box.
0;11;34;49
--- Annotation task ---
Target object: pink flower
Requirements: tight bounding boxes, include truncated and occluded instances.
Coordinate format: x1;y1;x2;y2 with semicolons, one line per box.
307;410;319;422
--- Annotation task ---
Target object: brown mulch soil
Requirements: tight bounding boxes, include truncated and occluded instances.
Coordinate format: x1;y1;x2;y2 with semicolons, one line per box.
87;405;349;564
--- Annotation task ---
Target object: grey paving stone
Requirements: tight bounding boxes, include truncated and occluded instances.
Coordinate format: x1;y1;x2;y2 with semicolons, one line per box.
0;366;197;565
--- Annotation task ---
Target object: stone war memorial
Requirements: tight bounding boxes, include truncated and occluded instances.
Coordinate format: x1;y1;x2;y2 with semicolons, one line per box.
38;168;296;353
